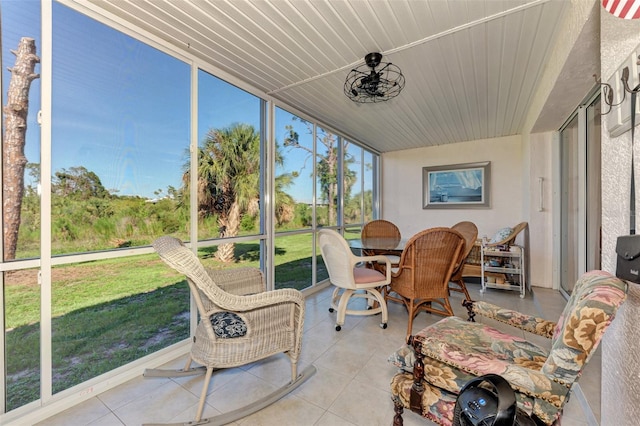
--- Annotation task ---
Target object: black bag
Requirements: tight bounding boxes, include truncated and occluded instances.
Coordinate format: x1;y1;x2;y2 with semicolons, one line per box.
616;83;640;285
453;374;536;426
616;235;640;283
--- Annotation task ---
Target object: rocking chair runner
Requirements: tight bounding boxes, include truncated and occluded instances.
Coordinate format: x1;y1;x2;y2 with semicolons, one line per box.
145;236;315;426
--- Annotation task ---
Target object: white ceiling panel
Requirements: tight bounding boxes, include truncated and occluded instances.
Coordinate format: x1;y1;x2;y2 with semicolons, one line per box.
73;0;593;153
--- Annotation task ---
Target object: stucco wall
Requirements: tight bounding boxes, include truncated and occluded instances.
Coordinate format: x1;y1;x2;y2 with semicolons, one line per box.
600;7;640;426
380;135;525;249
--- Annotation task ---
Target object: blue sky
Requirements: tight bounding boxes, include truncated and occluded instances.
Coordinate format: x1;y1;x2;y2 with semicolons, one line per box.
2;1;361;203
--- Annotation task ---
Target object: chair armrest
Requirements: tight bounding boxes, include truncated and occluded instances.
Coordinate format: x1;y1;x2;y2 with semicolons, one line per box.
464;300;556;339
500;363;571;418
210;287;306;313
358;254;392;281
205;267;265;295
202;267;304;312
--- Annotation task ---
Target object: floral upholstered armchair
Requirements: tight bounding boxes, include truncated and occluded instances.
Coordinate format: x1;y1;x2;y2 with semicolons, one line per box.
388;270;627;425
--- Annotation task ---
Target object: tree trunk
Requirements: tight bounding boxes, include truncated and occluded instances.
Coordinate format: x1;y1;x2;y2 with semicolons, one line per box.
3;38;40;260
216;201;241;263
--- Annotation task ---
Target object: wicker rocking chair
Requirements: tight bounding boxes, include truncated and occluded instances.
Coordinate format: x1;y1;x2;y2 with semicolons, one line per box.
144;236;315;426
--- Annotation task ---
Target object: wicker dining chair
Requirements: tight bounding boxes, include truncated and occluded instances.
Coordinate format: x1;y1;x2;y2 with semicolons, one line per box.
361;219;402;268
385;227;465;336
145;236;315;425
448;221;478;299
362;219;401;240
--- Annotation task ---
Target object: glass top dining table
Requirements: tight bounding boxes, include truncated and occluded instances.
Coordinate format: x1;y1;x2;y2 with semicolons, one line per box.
348;237;407;253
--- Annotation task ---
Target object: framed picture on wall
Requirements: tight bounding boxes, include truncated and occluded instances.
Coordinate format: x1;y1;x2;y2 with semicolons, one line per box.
422;161;491;209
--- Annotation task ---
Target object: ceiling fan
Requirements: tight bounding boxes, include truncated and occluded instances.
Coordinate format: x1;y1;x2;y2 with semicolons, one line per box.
344;52;405;103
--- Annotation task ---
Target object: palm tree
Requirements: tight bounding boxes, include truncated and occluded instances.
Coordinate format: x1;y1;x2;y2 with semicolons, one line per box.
192;123;261;263
183;124;296;262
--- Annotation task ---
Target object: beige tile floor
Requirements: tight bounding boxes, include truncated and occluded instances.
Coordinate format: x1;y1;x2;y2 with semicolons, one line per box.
36;281;599;426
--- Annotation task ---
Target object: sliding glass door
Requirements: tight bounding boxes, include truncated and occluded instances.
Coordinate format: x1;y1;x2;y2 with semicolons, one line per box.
559;93;601;295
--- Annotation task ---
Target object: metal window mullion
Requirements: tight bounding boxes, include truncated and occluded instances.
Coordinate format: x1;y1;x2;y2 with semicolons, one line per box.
0;0;5;411
189;64;198;336
360;148;364;225
337;136;344;231
552;131;561;291
374;155;380;219
577;106;587;276
264;99;274;290
40;0;53;404
312;124;318;286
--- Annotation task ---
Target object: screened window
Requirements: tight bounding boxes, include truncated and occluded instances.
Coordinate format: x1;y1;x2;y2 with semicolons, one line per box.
2;1;41;261
343;141;362;225
2;0;41;412
363;150;375;222
196;71;263;265
51;5;190;254
316;126;339;227
275;108;314;231
49;3;191;394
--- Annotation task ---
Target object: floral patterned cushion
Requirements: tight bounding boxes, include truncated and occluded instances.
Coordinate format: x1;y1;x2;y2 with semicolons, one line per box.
470;301;556;338
390;372;534;426
543;270;627;382
209;312;247;338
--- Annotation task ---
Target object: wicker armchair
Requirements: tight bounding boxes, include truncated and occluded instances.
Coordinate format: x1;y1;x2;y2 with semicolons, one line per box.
389;270;627;426
385;227;465;336
448;221;478;299
319;228;391;331
146;236;314;425
361;219;402;240
361;219;402;268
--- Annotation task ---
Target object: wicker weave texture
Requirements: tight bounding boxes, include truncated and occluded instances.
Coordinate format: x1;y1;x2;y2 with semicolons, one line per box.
386;227;464;335
449;221;478;298
361;219;401;240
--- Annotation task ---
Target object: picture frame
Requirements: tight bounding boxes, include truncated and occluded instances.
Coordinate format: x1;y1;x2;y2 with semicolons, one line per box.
422;161;491;209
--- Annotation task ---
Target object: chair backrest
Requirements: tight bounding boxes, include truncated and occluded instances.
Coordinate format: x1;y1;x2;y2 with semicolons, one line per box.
362;220;401;242
488;222;528;246
318;229;357;289
152;236;227;307
451;221;478;266
394;227;465;297
543;270;627;384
